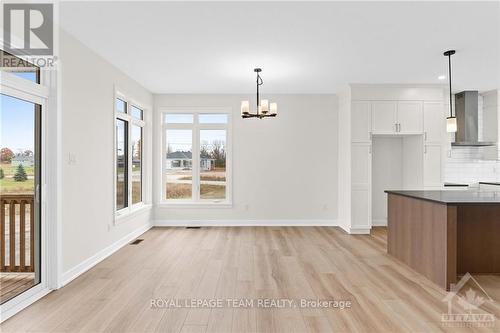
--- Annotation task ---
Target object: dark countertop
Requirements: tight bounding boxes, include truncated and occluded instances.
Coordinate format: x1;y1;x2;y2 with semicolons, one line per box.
479;182;500;186
385;190;500;205
444;182;469;187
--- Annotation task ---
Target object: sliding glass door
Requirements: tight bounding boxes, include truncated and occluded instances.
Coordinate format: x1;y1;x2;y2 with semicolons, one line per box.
0;93;41;304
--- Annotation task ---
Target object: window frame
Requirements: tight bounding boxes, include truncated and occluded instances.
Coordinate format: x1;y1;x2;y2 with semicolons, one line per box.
161;108;232;207
114;90;146;219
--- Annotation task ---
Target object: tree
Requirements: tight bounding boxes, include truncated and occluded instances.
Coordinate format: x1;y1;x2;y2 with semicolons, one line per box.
0;168;4;179
200;141;209;158
211;140;226;168
14;164;28;182
0;148;14;163
23;150;34;157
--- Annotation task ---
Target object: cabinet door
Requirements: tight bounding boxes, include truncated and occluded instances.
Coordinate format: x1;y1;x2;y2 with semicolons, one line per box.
372;102;397;134
351;102;371;142
351;144;371;229
351;144;371;186
397;102;423;134
423;102;444;143
424;144;442;187
351;189;371;230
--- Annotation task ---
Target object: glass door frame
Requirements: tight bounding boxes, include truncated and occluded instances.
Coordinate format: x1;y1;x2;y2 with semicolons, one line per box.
0;70;55;320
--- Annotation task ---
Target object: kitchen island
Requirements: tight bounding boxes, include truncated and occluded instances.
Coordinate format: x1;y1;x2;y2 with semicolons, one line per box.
385;190;500;290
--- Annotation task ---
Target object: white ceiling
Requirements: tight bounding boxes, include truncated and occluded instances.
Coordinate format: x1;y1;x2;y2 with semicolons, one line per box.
60;1;499;94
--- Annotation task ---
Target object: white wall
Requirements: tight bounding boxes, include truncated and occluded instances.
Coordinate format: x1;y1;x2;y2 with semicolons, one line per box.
153;94;338;223
372;137;403;224
371;136;423;225
60;30;153;275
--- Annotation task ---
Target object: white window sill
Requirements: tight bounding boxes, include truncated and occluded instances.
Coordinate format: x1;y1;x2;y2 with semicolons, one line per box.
115;203;152;224
158;201;233;209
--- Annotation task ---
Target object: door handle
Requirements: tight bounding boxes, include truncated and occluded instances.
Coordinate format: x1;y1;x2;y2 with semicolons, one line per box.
35;184;40;203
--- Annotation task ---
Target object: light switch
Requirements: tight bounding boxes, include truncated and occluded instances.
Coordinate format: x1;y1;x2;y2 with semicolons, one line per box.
68;152;77;165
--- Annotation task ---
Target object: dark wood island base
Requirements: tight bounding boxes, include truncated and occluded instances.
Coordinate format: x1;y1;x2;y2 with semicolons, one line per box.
386;191;500;290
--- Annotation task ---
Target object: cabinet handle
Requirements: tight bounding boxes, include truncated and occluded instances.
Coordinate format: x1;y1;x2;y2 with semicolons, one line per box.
395;123;398;133
424;132;427;141
398;123;401;132
424;145;427;154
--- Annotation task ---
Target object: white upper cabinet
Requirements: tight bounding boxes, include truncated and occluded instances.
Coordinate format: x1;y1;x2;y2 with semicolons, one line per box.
370;101;424;135
423;102;444;143
351;102;371;142
372;102;397;134
397;102;423;134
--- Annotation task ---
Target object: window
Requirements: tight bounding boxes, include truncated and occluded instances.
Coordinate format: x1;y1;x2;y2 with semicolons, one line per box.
163;112;231;204
116;119;128;210
115;96;145;213
0;50;40;83
131;125;142;204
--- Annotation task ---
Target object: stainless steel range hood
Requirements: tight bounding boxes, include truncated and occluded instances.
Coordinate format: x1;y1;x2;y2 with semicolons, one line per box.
452;91;495;146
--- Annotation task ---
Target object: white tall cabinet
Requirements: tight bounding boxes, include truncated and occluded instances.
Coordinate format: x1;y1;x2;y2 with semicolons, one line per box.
338;85;447;234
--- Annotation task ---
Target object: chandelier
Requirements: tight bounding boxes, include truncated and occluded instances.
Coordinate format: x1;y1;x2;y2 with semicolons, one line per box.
241;68;277;119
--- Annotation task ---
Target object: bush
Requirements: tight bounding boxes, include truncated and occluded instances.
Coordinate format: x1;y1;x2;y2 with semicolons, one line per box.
0;168;4;179
14;164;28;182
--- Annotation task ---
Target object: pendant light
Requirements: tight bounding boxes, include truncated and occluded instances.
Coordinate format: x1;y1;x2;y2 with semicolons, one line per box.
444;50;457;133
241;68;277;119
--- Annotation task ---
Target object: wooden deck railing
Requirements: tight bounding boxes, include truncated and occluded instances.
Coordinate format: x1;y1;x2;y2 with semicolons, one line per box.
0;194;35;272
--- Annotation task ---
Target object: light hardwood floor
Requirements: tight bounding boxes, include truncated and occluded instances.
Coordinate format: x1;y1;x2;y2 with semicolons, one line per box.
1;227;499;332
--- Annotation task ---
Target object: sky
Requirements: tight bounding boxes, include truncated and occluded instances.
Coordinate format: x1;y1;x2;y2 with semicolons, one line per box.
167;129;226;153
1;93;36;153
165;114;228;152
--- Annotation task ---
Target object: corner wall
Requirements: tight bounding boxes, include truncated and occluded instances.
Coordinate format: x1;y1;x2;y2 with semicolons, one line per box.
59;30;153;278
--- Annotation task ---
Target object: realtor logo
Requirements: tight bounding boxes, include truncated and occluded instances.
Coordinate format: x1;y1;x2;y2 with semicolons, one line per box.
3;3;53;55
441;273;496;328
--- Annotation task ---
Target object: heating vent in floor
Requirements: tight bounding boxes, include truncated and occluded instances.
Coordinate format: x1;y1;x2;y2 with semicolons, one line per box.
186;226;201;229
130;239;144;245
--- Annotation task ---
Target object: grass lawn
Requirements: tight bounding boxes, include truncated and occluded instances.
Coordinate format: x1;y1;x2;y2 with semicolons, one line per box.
166;183;225;200
0;163;34;195
166;183;192;199
0;178;34;194
200;184;225;199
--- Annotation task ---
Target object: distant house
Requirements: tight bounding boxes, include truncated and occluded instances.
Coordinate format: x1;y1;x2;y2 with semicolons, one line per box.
166;151;214;171
11;155;34;167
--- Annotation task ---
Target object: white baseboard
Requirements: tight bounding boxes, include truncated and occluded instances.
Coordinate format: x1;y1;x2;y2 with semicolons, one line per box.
153;219;338;227
336;220;372;235
347;226;372;234
60;222;152;287
372;219;387;227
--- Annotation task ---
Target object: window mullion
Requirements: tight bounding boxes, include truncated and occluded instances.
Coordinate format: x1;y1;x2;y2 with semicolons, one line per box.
192;121;200;202
127;119;132;209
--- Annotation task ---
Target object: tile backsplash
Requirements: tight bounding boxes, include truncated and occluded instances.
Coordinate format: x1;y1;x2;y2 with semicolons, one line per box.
445;146;500;184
